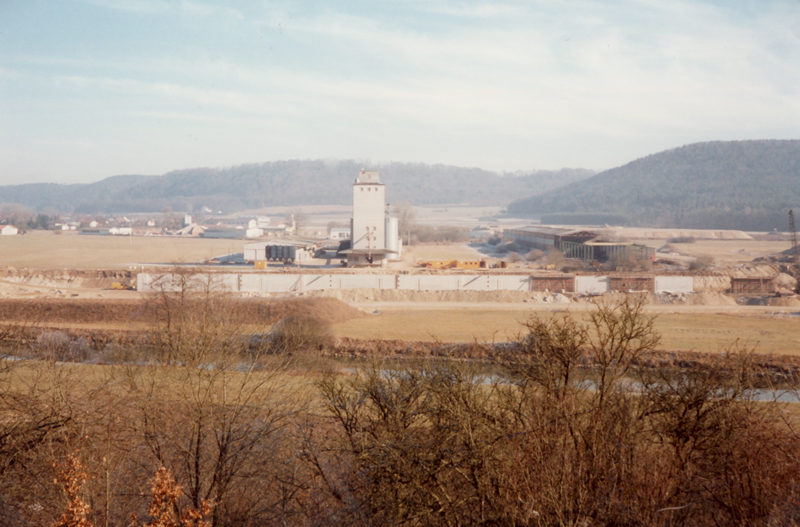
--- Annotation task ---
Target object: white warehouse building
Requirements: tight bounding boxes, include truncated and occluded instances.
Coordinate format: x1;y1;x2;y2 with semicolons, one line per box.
341;170;401;267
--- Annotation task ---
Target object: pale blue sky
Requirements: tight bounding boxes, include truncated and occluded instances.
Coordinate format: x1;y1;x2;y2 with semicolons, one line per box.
1;0;799;185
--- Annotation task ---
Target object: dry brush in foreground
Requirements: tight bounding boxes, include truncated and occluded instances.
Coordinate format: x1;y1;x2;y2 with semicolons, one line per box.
1;281;800;526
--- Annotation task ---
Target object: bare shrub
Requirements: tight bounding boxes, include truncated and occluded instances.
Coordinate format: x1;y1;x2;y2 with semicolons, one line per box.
525;249;544;261
3;287;800;527
314;364;513;526
506;251;522;263
606;253;653;272
409;225;469;244
667;236;696;243
689;254;715;271
267;315;333;355
145;271;257;364
0;360;98;525
546;247;564;267
255;297;364;326
35;332;90;362
560;259;590;272
120;269;308;526
640;347;800;526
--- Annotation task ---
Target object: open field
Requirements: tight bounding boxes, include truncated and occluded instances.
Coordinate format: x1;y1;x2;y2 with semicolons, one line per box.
0;226;792;270
403;242;488;263
0;230;245;269
334;305;800;355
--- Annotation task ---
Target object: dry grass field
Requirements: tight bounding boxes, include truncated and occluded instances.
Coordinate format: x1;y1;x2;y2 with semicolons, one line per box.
332;307;800;355
0;230;790;270
0;230;244;269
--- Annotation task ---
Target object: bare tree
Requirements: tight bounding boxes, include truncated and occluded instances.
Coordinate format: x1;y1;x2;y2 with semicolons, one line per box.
391;203;416;236
123;270;304;526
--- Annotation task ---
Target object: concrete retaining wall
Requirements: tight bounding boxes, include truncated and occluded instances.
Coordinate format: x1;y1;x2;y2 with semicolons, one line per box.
138;273;692;295
138;272;535;294
654;276;694;293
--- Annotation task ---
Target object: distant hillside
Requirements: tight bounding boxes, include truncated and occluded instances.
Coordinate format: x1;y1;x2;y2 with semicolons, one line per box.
0;175;155;212
507;140;800;231
0;161;593;214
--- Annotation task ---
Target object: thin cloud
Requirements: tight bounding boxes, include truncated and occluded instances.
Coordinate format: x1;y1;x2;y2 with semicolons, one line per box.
2;0;799;183
80;0;170;14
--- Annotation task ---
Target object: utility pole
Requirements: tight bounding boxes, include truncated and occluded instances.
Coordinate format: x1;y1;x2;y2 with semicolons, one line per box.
790;210;799;264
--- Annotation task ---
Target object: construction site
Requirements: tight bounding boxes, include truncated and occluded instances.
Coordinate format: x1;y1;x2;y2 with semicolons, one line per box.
1;170;800;360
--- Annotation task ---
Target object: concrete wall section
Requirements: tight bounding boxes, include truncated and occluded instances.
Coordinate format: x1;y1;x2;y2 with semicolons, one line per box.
495;275;531;291
334;274;394;290
654;276;694;293
139;272;539;293
138;273;237;293
302;275;332;291
397;275;461;291
575;276;610;294
138;273;155;291
458;275;491;291
256;274;302;292
141;273;692;295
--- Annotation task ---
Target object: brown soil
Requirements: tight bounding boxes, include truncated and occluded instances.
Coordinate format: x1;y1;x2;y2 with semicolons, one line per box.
255;297;366;325
768;296;800;307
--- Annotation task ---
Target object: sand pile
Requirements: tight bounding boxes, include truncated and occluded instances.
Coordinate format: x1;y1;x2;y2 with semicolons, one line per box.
692;276;731;292
598;227;753;240
721;264;781;278
254;297;365;325
0;268;134;292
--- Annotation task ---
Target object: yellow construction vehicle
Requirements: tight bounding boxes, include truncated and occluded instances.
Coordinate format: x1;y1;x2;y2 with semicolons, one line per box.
423;260;487;270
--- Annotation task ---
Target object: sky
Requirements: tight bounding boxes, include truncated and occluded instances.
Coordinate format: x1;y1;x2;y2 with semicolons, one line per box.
1;0;799;185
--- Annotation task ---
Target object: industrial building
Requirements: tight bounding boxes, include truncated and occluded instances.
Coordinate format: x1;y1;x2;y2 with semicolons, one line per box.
244;241;317;264
340;170;402;267
503;226;653;263
330;227;351;240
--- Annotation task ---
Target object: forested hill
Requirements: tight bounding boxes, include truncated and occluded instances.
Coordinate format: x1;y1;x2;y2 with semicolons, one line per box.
0;161;593;214
507;140;800;231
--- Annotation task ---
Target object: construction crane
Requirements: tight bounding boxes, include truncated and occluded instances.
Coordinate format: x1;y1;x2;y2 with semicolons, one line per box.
790;210;800;264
